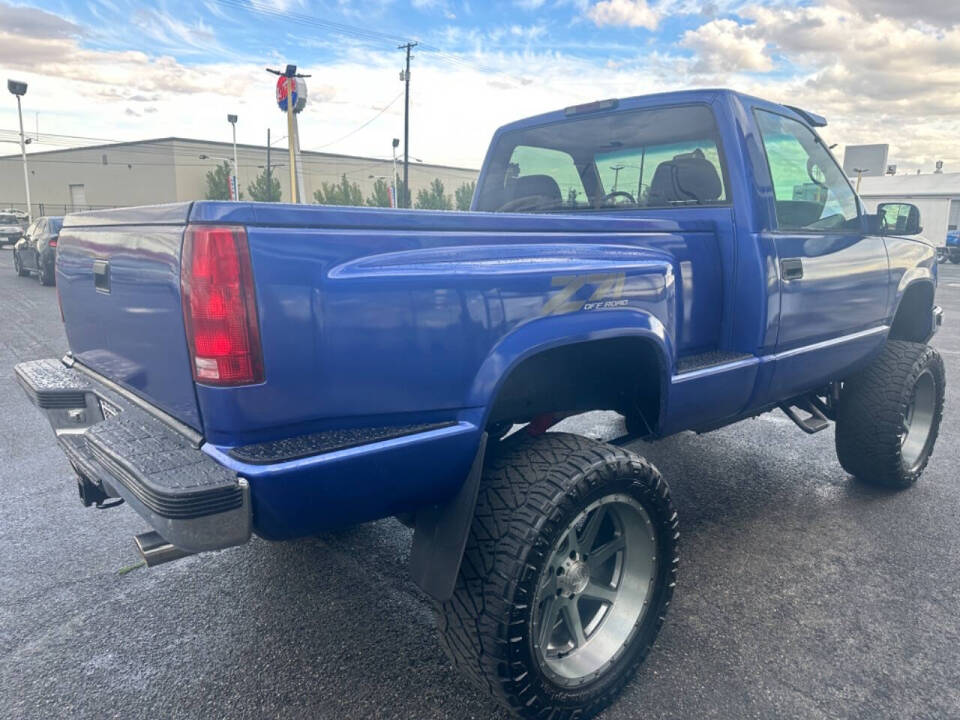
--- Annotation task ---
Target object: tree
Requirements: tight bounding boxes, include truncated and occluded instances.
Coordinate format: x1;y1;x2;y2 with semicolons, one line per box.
247;167;281;202
455;181;476;211
415;178;452;210
366;178;392;207
314;174;363;206
204;161;241;200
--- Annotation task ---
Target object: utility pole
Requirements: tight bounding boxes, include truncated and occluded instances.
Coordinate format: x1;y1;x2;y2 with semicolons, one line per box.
610;164;625;192
399;42;417;208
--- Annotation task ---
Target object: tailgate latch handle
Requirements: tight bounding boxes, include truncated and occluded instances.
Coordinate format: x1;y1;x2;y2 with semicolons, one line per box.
93;259;110;294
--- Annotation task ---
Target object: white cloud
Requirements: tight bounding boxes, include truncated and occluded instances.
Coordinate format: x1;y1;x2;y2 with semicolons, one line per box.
586;0;660;30
0;0;958;176
681;18;771;72
673;2;960;171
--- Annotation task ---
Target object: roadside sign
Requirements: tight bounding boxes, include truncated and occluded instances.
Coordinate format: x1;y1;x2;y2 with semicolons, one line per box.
276;76;307;114
229;175;238;201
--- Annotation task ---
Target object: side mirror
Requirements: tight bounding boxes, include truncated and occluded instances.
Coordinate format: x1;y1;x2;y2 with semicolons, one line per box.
878;202;922;236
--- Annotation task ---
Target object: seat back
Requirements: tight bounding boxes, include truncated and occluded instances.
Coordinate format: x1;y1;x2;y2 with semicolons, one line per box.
647;149;722;205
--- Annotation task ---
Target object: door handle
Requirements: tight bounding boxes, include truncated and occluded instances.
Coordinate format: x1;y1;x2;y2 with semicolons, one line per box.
780;258;804;281
93;259;110;293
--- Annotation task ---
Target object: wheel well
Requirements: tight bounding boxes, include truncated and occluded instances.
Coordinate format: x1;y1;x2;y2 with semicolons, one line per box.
486;337;663;433
889;282;934;343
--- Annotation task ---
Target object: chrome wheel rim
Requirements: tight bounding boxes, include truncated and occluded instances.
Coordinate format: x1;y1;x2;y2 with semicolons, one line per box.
532;494;658;686
901;369;936;470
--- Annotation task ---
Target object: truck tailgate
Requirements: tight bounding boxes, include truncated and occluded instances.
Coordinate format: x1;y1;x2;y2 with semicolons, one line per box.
57;203;201;429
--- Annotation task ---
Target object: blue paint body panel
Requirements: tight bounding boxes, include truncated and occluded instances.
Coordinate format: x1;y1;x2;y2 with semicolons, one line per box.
53;89;940;541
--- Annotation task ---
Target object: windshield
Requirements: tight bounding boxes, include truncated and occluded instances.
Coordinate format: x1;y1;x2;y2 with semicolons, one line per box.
475;104;728;213
0;213;23;225
49;217;63;232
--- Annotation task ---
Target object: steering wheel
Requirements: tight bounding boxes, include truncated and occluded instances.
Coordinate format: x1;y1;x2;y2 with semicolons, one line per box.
602;191;636;205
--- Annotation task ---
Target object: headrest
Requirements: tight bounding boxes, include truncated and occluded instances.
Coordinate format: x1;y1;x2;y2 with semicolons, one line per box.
647;149;722;205
513;174;562;202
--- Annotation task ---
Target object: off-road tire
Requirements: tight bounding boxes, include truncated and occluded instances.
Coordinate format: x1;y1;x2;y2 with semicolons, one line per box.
38;262;54;286
13;251;28;277
436;432;679;719
836;340;945;488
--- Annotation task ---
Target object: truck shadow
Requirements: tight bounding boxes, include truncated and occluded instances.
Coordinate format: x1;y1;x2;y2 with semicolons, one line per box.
217;418;930;720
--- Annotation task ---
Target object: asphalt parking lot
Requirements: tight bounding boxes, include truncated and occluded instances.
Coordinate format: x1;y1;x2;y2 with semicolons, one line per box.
1;247;959;720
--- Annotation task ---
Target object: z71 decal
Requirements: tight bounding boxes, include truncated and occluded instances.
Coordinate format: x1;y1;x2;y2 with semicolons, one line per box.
540;273;627;316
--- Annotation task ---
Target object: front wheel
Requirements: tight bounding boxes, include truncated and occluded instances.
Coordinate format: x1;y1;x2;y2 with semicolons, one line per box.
836;340;945;488
436;433;678;719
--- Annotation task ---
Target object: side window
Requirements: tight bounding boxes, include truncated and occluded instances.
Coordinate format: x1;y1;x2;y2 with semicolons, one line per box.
755;110;859;231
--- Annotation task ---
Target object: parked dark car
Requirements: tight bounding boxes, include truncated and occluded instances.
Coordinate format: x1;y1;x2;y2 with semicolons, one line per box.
13;216;62;285
0;210;28;246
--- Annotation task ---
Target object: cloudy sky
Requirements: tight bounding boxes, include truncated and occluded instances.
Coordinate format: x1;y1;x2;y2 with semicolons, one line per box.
0;0;957;172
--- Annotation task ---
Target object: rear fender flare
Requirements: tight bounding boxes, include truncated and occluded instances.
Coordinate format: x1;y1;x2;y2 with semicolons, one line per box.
468;308;674;430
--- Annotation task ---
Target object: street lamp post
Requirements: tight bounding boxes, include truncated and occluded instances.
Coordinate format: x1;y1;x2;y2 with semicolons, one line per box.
391;138;400;208
227;114;239;200
7;79;31;221
199;154;237;199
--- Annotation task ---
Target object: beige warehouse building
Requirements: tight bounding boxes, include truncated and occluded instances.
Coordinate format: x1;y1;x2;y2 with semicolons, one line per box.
0;137;478;216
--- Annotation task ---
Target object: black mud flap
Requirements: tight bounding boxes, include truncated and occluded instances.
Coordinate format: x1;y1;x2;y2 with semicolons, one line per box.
409;432;487;602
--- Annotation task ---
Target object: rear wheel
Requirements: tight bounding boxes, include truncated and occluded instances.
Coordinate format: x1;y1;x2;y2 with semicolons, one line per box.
836;340;945;488
38;261;54;286
436;433;678;719
13;250;28;277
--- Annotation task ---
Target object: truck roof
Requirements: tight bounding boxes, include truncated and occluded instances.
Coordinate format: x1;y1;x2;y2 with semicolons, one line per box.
495;88;824;135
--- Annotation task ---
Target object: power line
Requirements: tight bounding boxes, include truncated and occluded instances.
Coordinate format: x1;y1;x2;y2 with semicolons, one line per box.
209;0;538;91
314;91;404;150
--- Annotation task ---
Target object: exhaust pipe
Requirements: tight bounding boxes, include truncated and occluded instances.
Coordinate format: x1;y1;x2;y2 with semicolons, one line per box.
134;530;194;567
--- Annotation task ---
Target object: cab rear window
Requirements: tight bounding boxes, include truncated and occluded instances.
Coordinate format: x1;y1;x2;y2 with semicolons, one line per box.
476;105;729;213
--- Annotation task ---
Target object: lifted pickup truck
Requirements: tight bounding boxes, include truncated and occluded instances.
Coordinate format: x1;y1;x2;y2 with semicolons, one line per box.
17;89;945;719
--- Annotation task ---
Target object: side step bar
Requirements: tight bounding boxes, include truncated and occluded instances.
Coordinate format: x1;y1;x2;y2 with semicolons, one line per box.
779;395;832;434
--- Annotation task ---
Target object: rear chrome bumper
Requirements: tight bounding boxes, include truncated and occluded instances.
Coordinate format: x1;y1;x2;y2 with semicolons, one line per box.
15;357;251;554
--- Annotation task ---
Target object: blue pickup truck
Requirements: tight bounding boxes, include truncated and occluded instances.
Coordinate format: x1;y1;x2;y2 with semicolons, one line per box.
16;89;945;719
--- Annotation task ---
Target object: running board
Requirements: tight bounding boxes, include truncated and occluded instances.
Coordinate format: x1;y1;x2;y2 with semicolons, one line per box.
779;396;830;434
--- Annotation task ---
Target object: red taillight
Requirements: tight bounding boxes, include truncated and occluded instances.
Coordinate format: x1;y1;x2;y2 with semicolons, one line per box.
181;225;264;386
49;239;57;247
